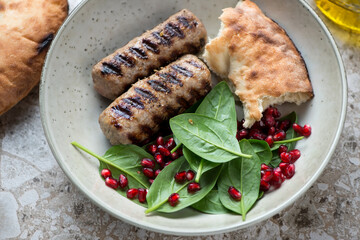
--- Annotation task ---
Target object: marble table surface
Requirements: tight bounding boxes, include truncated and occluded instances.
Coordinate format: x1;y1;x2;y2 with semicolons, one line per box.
1;0;359;239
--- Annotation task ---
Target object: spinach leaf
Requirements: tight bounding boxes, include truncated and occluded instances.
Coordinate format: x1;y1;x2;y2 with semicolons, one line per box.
195;81;237;134
145;157;222;213
247;139;272;165
72;142;151;206
192;190;230;214
183;146;220;182
218;139;261;220
170;113;252;163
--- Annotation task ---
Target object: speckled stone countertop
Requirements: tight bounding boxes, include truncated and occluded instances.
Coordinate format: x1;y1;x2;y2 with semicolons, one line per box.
1;0;359;239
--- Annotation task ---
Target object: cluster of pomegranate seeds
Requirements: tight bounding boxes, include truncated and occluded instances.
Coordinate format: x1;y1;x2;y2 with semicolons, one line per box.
147;136;183;168
228;186;242;201
260;144;301;191
168;169;199;205
236;106;312;147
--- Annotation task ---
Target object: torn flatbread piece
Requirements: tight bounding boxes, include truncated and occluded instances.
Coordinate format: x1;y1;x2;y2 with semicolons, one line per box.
203;0;313;128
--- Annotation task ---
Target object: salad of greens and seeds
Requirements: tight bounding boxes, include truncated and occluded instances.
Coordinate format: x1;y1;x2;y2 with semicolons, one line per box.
72;81;311;220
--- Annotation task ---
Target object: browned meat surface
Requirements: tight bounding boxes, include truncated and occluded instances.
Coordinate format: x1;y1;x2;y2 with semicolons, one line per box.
92;9;207;100
99;54;211;145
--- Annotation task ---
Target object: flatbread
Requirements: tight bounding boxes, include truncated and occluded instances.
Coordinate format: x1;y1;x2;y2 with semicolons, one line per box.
203;0;313;127
0;0;68;115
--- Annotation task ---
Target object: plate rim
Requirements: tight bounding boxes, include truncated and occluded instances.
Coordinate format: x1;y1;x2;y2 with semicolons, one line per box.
39;0;348;236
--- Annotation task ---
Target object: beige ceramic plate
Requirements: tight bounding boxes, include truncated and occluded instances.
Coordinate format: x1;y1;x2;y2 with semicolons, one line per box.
40;0;347;236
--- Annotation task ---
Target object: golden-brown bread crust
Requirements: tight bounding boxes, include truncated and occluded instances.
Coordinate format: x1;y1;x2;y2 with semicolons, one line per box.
0;0;68;115
203;0;313;127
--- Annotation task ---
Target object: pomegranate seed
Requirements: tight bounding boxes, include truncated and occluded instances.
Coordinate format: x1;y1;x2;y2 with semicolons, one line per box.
265;135;274;147
260;179;271;192
101;169;112;179
278;145;288;155
174;171;186;183
268;127;276;136
272;107;281;118
154;152;164;166
176;148;183;156
149;179;154;184
228;186;241;201
168;193;180;206
289;149;301;163
248;129;260;139
236;129;249;140
302;124;312;137
141;158;155;169
264;115;275;128
270;168;285;188
265;107;274;117
186;170;195;181
279;120;291;131
261;170;273;182
292;123;303;135
188;182;201;193
261;164;272;171
118;174;128;189
252;132;267;140
280;152;292;163
158;145;171;157
165;138;176;150
127;188;138;199
156;136;165;146
138;188;147;203
105;177;118;189
147;144;157;155
283;164;296;179
273;130;286;141
155;169;161;177
250;122;262;131
164;161;172;167
279;162;289;172
142;168;155;179
171;152;179;160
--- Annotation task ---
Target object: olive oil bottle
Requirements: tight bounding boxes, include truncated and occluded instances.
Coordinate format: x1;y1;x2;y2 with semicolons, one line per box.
316;0;360;32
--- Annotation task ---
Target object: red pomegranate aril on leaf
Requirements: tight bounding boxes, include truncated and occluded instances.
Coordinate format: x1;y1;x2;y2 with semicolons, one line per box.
272;107;281;118
302;124;312;137
168;193;180;206
105;177;118;189
186;170;195;181
228;186;241;201
174;171;186;183
149;179;154;184
280;152;292;163
164;161;172;167
236;129;249;140
101;169;112;179
188;182;201;193
279;120;291;131
127;188;139;199
176;148;183;156
261;170;273;182
138;188;147;203
273;130;286;141
289;149;301;163
265;115;276;128
261;164;272;171
155;169;161;177
156;136;165;146
279;162;289;172
154;153;164;166
260;180;271;192
292;123;303;134
271;167;285;188
118;174;128;189
141;158;155;169
268;127;276;136
252;132;267;140
165;138;176;150
170;152;179;160
265;135;274;147
142;168;155;179
283;164;296;179
265;107;274;117
278;145;288;155
148;144;157;155
158;145;171;157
